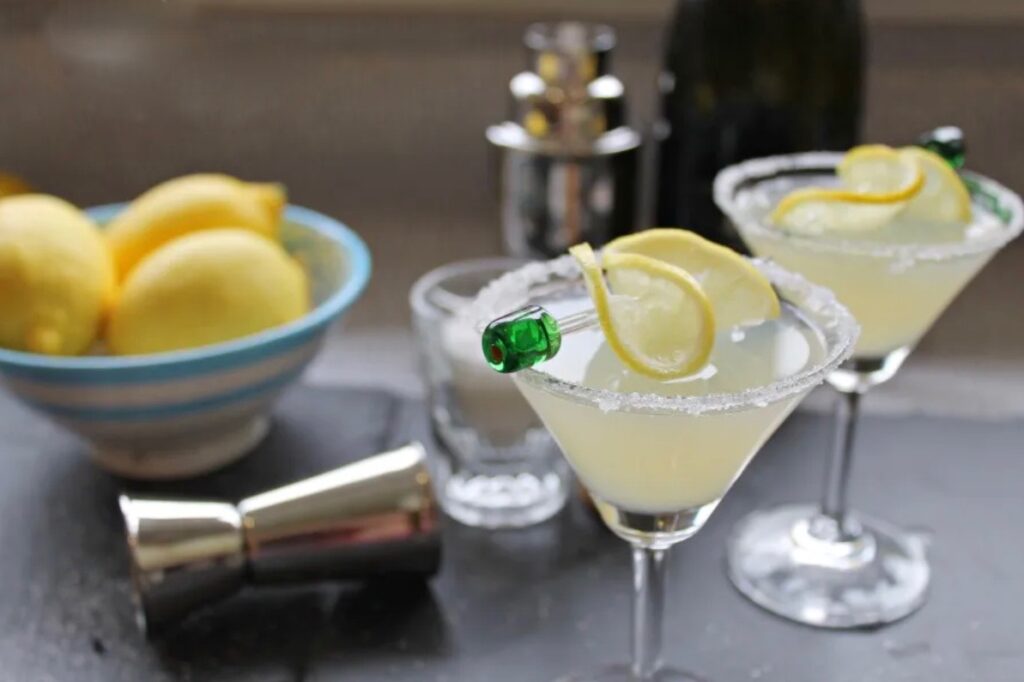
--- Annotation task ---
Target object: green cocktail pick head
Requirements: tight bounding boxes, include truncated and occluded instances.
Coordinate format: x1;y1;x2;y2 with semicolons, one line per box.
916;126;966;169
482;305;562;373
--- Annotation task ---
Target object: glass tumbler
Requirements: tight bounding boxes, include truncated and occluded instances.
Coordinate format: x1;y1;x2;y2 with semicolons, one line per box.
410;258;570;528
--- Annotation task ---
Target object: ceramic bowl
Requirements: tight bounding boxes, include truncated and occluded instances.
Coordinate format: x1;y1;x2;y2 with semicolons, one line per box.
0;203;371;479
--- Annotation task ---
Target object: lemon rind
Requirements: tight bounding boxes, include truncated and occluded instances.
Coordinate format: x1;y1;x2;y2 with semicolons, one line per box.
772;145;925;225
569;242;715;380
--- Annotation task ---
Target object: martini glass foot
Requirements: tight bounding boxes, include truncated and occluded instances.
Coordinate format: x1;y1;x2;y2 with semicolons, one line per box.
556;664;707;681
727;504;929;629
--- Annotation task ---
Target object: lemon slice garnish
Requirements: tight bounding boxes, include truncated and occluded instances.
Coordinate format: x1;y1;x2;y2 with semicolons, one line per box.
772;144;925;233
604;228;780;328
569;242;714;380
898;147;972;223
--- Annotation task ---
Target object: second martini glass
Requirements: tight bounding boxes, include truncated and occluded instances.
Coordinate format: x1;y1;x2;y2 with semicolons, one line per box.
474;254;857;680
714;152;1023;628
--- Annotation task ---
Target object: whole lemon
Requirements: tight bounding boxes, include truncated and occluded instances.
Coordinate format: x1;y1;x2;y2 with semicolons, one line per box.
0;194;114;355
105;173;286;281
107;229;309;355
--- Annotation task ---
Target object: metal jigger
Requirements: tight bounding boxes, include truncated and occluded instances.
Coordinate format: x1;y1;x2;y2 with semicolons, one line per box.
119;442;440;633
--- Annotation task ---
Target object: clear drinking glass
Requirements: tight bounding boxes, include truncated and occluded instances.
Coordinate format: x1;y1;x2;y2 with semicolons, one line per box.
714;152;1024;628
410;258;570;529
472;254;857;680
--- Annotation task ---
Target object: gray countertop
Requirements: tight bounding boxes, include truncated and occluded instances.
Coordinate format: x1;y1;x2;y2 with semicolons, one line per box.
1;384;1021;682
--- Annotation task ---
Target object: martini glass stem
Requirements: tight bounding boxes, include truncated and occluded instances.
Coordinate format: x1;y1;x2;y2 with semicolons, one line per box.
820;390;862;536
630;545;667;679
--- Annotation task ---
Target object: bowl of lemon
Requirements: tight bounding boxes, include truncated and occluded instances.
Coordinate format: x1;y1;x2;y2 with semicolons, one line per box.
0;174;370;479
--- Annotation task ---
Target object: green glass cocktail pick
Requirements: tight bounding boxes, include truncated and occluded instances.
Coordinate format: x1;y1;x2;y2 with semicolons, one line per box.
482;305;598;373
916;125;965;169
916;126;1011;222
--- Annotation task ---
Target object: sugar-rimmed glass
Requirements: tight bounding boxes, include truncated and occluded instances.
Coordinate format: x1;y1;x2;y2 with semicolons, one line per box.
471;254;857;681
715;152;1024;628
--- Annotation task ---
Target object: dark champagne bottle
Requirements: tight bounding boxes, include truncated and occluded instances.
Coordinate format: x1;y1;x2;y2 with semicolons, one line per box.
653;0;864;249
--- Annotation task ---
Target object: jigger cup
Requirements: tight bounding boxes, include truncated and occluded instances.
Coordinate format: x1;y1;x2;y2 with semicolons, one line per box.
119;442;440;633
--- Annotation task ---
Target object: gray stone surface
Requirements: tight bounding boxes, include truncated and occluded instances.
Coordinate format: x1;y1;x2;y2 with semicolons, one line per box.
0;384;1022;681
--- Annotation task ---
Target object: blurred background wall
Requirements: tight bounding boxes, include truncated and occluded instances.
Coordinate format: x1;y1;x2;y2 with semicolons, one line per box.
2;0;1022;405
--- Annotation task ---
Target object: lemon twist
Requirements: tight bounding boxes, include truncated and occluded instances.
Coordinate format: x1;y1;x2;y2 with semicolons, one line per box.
604;228;780;328
570;242;714;380
568;229;780;380
772;144;971;234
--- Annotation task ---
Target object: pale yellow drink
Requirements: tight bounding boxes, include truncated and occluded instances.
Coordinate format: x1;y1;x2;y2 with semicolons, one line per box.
515;303;826;513
716;152;1022;359
743;215;1002;358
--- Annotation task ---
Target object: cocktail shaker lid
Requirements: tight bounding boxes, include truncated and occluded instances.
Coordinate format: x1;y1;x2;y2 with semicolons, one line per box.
488;22;639;157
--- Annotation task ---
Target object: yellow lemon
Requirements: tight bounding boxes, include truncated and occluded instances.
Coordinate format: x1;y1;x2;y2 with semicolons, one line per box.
107;229;309;355
105;173;286;280
0;194;114;355
569;242;715;380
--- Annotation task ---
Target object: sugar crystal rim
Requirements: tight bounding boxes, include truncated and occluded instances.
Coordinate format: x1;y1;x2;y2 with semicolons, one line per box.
713;151;1024;261
469;253;860;415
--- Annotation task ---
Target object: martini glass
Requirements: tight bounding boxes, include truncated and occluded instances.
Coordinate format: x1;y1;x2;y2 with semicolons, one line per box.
473;254;857;681
714;152;1023;628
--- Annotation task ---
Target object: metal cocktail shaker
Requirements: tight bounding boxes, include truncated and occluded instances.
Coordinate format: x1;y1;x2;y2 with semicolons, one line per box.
487;22;641;258
119;442;439;633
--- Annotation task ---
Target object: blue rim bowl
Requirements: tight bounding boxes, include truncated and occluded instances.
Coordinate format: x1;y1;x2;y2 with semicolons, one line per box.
0;203;371;478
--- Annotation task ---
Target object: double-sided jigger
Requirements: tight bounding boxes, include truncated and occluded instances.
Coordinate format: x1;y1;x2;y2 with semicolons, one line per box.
119;442;440;633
